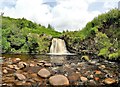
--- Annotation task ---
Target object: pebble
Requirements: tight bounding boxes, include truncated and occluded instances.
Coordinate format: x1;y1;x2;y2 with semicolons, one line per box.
29;64;35;67
44;63;52;67
8;65;14;69
95;70;102;74
37;63;44;66
104;78;116;85
49;75;69;86
80;76;88;82
13;65;20;70
12;58;21;64
18;62;27;69
15;73;26;81
90;75;94;79
88;80;96;85
99;65;106;69
38;68;51;78
3;69;8;74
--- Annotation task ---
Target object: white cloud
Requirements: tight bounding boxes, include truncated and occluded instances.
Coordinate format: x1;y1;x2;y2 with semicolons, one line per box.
0;0;118;32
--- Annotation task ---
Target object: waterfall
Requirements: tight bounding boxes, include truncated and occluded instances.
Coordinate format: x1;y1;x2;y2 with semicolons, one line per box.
50;38;68;54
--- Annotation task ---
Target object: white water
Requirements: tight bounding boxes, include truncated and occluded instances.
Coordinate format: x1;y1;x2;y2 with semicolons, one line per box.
48;38;75;55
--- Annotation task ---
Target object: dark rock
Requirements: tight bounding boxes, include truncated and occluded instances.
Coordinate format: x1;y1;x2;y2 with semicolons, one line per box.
68;73;80;84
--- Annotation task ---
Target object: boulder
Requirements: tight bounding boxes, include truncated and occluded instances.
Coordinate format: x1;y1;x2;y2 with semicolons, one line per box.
38;68;51;78
49;75;69;86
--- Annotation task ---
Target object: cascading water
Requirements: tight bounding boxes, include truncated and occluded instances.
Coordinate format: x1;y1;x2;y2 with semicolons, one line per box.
48;38;75;55
50;38;68;54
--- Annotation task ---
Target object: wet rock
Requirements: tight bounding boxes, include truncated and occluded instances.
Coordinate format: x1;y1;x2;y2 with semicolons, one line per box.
94;77;99;81
38;60;47;64
38;68;51;78
89;60;97;64
29;63;35;67
68;73;80;84
95;70;102;74
81;55;90;61
3;69;8;74
44;63;52;67
77;62;86;67
99;65;106;69
24;66;41;73
4;77;15;83
49;75;69;86
12;58;21;64
37;63;44;66
104;78;116;85
8;65;14;69
88;80;96;86
89;75;94;79
15;73;26;81
80;76;88;82
18;62;27;69
13;65;20;70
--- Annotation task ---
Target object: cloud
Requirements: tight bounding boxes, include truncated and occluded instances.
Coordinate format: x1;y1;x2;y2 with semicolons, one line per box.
0;0;118;32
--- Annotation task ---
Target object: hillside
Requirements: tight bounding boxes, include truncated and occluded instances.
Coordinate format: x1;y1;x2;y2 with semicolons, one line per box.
1;9;120;61
1;16;61;53
63;8;120;60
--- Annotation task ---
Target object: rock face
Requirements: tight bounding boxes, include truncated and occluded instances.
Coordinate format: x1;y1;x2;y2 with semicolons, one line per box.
15;73;26;81
49;75;69;86
38;68;51;78
104;78;116;85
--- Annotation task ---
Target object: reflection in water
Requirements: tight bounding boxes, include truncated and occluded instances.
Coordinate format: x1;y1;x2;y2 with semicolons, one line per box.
50;55;66;65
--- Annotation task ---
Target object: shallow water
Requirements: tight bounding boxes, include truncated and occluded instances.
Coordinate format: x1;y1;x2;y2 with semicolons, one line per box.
1;54;120;86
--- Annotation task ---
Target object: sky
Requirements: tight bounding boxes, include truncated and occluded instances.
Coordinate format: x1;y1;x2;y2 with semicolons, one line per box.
0;0;119;32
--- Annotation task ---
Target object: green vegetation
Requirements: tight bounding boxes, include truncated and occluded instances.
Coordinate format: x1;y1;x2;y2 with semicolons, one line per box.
63;8;120;60
1;16;61;54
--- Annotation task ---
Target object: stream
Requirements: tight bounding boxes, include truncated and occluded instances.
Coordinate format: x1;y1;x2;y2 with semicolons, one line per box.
1;54;120;86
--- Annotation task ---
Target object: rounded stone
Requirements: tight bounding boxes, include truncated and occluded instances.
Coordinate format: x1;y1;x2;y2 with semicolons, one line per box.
3;69;8;74
8;65;14;69
104;78;116;85
80;76;88;82
15;73;26;81
49;75;69;86
38;68;51;78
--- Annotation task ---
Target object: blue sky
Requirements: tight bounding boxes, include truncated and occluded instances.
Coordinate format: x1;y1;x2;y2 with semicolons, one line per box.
0;0;119;32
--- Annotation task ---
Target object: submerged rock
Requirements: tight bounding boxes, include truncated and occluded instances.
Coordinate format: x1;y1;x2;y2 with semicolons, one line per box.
49;75;69;86
15;73;26;81
38;68;51;78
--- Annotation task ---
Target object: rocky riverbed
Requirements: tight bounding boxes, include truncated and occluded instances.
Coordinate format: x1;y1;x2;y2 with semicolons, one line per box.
1;54;120;86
